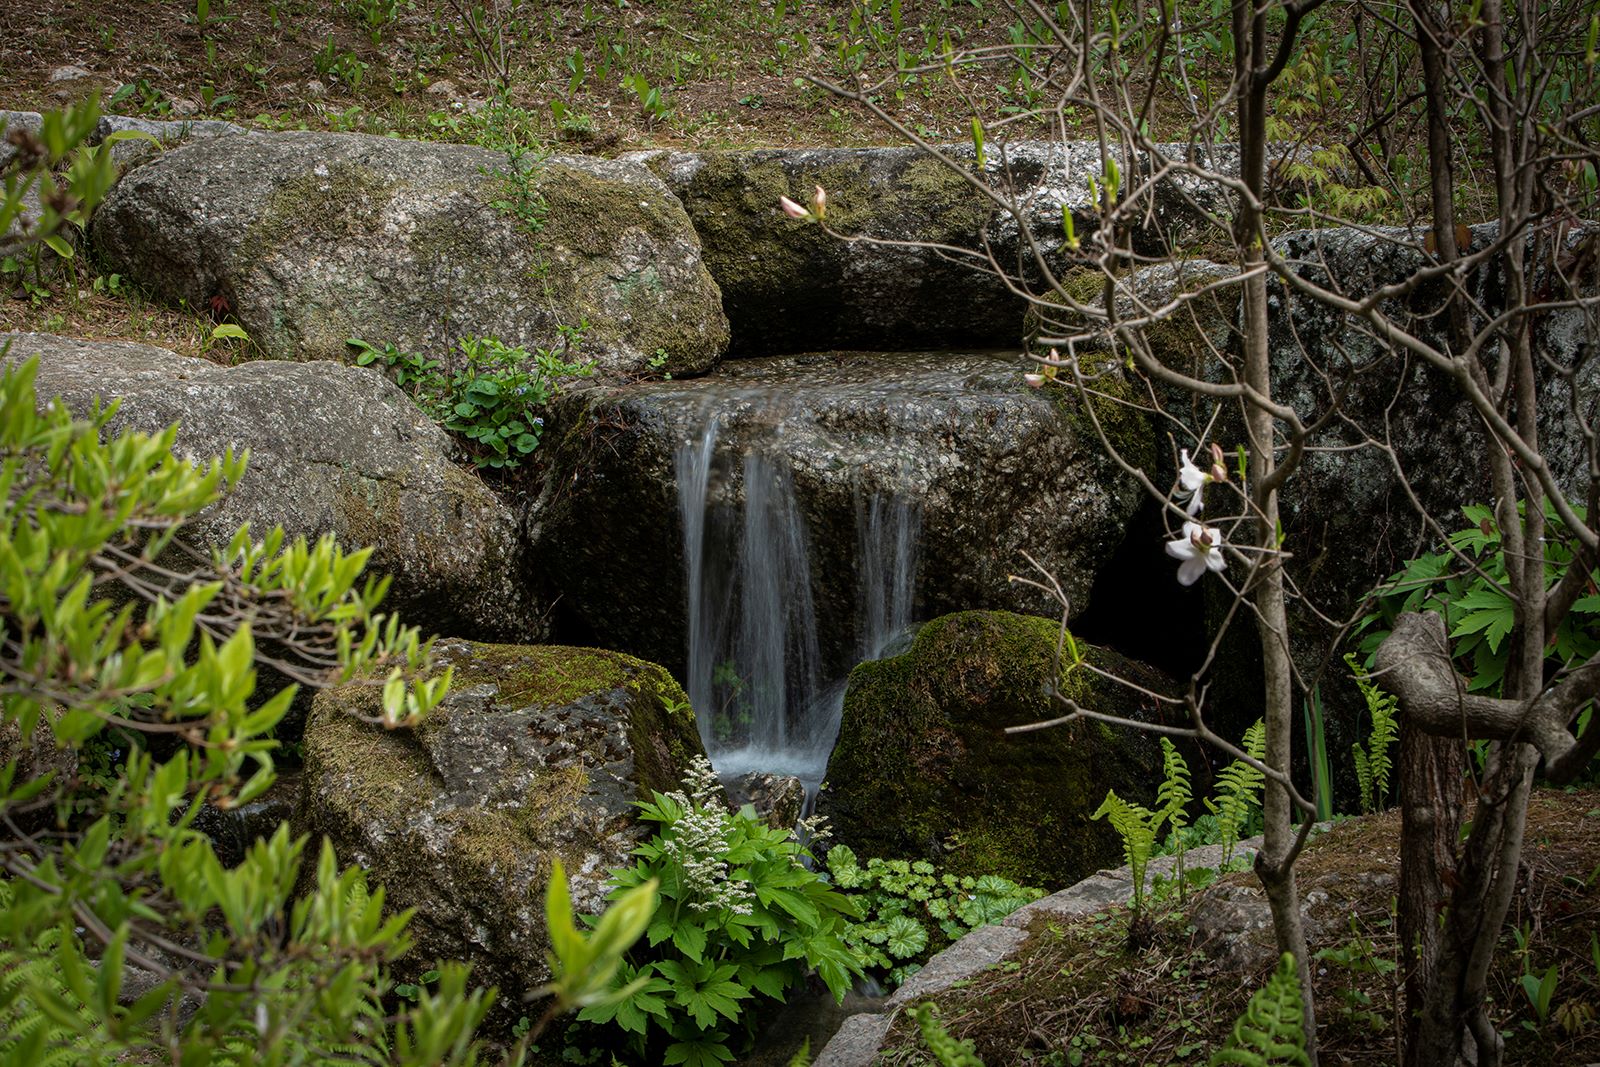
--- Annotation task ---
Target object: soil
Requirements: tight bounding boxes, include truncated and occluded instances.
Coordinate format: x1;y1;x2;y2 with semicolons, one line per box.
870;787;1600;1066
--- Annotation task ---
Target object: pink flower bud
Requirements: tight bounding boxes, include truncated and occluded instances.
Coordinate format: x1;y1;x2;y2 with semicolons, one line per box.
779;195;811;220
812;184;827;219
1023;373;1046;388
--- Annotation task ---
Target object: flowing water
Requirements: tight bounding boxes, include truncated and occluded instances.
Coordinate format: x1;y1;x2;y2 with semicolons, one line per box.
675;407;920;795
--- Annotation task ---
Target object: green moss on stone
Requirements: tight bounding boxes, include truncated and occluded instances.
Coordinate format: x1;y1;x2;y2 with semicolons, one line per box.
824;611;1168;889
246;161;395;265
444;763;590;876
430;642;699;798
527;161;727;367
900;157;991;233
302;686;439;827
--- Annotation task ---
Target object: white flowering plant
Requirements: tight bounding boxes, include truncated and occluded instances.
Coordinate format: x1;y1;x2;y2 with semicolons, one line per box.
581;758;861;1067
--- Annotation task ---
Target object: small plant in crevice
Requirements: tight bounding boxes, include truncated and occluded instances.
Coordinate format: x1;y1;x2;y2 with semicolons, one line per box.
1313;914;1397;1032
823;847;1043;988
581;757;861;1067
489;142;551;235
348;333;593;470
907;1001;985;1066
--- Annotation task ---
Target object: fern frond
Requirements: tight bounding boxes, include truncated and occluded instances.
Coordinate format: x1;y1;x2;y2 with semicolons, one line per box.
1093;788;1160;912
1209;953;1311;1066
1212;721;1266;864
1346;654;1399;813
0;894;105;1067
785;1038;812;1067
1157;738;1192;835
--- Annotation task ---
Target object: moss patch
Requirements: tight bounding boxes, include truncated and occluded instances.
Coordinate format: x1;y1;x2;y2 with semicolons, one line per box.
245;159;395;266
823;611;1171;889
431;642;700;798
302;685;438;826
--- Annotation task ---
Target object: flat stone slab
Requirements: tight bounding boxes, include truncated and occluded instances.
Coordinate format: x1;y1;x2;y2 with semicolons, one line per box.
815;834;1269;1065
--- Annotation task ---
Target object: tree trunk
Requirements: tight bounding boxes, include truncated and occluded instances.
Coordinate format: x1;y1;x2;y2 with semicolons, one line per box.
1397;726;1464;1067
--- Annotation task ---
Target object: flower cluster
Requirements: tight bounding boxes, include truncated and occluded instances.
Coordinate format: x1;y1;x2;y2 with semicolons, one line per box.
659;757;756;916
1165;443;1230;586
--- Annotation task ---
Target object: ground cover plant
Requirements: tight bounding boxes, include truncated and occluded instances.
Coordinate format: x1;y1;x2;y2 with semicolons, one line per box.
582;757;862;1066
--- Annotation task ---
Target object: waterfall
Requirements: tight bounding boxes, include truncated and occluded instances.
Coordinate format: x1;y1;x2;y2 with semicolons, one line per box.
675;411;920;793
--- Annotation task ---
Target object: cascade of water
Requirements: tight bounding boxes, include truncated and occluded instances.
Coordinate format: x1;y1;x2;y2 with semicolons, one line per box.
675;413;720;743
675;408;921;794
857;492;919;662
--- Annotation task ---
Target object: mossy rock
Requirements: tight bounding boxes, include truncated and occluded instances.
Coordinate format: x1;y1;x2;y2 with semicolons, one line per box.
537;351;1150;676
91;131;728;378
642;142;1243;355
642;146;1027;353
4;332;542;642
821;611;1172;889
299;639;704;1004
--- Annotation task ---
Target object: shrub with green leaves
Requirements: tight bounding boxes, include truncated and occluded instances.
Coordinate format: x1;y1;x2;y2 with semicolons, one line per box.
582;758;862;1067
823;847;1043;988
1359;501;1600;694
0;353;524;1063
349;332;594;470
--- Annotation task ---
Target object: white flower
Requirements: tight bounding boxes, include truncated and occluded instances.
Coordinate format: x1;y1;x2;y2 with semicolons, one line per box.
1165;520;1227;586
778;195;811;220
1177;443;1229;515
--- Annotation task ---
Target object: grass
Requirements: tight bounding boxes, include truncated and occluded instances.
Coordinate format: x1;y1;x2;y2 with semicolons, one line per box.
0;0;1056;152
874;787;1600;1066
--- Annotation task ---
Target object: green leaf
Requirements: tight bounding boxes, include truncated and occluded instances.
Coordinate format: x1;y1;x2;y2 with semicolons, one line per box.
211;324;250;341
671;920;708;963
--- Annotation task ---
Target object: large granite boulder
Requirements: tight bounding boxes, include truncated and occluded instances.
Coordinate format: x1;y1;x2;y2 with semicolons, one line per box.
538;350;1149;678
90;131;729;377
1264;223;1597;632
820;611;1172;889
4;333;540;640
636;142;1241;354
299;641;704;998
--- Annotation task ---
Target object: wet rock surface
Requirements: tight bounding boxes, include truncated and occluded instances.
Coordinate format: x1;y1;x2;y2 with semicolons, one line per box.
299;640;704;1001
4;332;540;640
541;350;1147;676
725;771;807;829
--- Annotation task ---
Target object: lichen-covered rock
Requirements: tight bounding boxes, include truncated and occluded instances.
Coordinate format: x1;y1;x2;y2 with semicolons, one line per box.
299;641;704;998
820;611;1171;889
4;333;540;640
1265;223;1596;632
636;143;1242;354
539;350;1148;677
90;131;729;377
